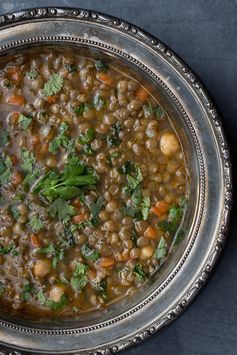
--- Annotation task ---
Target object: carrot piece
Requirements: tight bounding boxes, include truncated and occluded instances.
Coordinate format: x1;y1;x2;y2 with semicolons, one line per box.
88;269;97;280
72;199;81;208
8;66;21;82
151;200;169;217
144;226;157;239
7;95;25;106
46;95;58;104
97;72;113;86
31;234;42;248
98;257;115;268
135;87;149;103
11;171;23;186
73;213;88;224
10;154;18;166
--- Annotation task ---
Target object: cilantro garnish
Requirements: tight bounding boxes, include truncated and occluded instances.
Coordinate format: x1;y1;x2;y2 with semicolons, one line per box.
153;236;167;260
95;59;109;72
106;123;122;148
81;244;100;261
26;69;38;79
37;289;68;310
33;157;98;202
64;63;77;73
21;282;34;301
49;122;69;153
93;94;106;111
0;243;19;256
48;198;75;223
78;128;95;145
28;214;44;232
43;73;63;96
74;103;93;115
143;102;165;119
20;149;35;173
133;264;146;284
158;198;186;236
0;155;12;186
0;129;9;147
70;261;88;292
18;114;32;130
38;244;64;268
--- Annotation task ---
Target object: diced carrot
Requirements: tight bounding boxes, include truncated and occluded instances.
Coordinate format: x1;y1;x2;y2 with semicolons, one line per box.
73;213;88;224
7;66;21;82
151;200;169;217
40;143;49;155
10;112;20;125
31;234;42;248
144;226;157;239
98;257;115;268
11;171;23;186
72;199;81;208
10;154;18;166
30;135;41;146
135;87;149;103
7;95;25;106
88;269;97;280
46;95;58;104
97;72;113;86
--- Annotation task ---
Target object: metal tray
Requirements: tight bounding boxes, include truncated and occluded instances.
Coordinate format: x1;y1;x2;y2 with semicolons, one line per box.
0;7;232;355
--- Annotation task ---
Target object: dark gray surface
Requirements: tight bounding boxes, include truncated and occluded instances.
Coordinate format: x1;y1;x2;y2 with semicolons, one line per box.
0;1;236;354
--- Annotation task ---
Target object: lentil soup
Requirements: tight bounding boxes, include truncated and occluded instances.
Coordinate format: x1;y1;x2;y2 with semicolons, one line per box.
0;48;188;317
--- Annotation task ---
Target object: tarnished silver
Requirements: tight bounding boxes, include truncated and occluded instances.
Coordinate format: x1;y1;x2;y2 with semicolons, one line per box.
0;7;232;355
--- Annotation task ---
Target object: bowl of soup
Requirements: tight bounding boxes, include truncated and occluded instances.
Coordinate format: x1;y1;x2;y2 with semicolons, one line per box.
0;7;231;354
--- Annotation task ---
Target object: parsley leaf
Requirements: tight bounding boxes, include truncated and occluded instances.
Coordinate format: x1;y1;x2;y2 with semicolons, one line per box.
141;196;151;220
10;204;20;221
21;282;34;301
106;123;123;148
33;157;98;202
28;214;44;232
70;261;88;292
95;59;109;72
64;63;77;73
133;264;146;284
18;114;32;130
48;198;75;223
143;102;165;119
43;73;63;96
21;149;35;173
26;69;38;79
45;295;68;311
0;243;19;256
49;122;69;153
38;244;64;268
4;80;14;89
0;129;9;147
92;278;107;299
153;236;167;259
78;128;95;145
93;94;106;111
119;161;135;175
74;103;93;115
0;156;12;186
81;244;100;261
157;198;186;236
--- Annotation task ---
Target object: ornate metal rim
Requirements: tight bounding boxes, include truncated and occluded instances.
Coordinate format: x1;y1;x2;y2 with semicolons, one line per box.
0;7;232;354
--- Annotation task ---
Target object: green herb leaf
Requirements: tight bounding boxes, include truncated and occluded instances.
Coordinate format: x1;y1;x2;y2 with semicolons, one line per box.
37;289;46;305
157;198;186;236
43;73;63;96
10;205;20;221
93;94;106;111
131;229;139;246
0;283;5;296
74;103;93;115
95;59;109;72
45;294;68;311
0;156;12;186
133;264;146;283
0;129;9;147
119;161;135;175
81;244;100;261
49;122;69;153
21;149;35;173
21;282;34;301
70;261;88;292
49;198;75;223
83;143;95;156
140;196;150;221
64;63;77;73
28;214;44;232
143;102;165;119
88;196;104;221
38;244;64;268
106;123;122;148
18;114;32;130
92;278;107;298
153;236;167;259
0;243;19;256
78;128;95;145
26;69;38;79
4;80;14;89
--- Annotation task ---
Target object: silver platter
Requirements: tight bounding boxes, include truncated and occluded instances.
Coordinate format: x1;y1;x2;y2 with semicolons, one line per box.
0;7;232;355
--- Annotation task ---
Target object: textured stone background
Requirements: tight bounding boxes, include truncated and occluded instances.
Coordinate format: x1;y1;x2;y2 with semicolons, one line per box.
0;1;236;355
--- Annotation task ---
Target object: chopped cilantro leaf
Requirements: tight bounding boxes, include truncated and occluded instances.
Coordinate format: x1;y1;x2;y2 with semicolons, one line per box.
21;149;35;173
64;63;77;73
21;282;34;301
49;198;75;223
10;204;20;221
45;295;68;311
28;214;44;232
133;264;146;283
81;244;100;261
43;73;63;96
78;127;95;145
38;244;64;268
153;236;167;259
18;114;32;130
74;103;93;115
0;129;9;147
0;283;5;296
26;69;38;79
93;94;106;111
49;122;69;153
95;59;109;72
4;80;14;89
70;261;88;292
0;156;12;186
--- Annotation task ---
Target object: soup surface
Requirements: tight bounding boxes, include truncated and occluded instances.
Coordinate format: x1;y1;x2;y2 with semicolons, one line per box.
0;49;187;317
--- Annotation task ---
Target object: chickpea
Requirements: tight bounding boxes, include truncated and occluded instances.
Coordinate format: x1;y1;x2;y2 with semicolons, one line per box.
34;259;51;278
140;245;155;260
49;284;66;303
160;132;180;156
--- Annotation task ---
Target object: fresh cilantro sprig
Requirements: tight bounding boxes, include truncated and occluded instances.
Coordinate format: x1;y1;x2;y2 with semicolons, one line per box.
70;261;88;292
95;59;109;72
133;264;146;284
37;244;64;268
18;114;32;130
48;198;75;223
33;156;98;202
37;289;68;311
143;102;165;119
0;129;9;147
153;236;167;260
28;214;44;232
157;197;186;236
81;244;100;261
106;123;122;148
26;69;38;79
0;155;12;186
